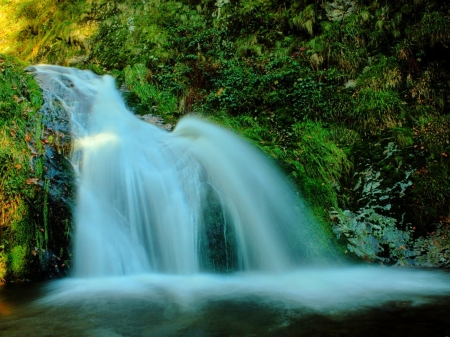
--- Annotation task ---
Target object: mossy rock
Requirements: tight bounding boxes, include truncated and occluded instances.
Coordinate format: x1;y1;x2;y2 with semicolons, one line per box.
0;54;74;282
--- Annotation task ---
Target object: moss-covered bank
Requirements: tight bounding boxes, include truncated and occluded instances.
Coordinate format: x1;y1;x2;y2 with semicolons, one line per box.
0;55;73;282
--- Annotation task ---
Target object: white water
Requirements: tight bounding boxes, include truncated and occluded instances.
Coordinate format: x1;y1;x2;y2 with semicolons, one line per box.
31;65;330;277
39;268;450;313
29;65;450;314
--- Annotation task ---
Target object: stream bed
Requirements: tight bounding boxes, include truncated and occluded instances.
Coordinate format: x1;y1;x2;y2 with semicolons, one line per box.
1;269;450;337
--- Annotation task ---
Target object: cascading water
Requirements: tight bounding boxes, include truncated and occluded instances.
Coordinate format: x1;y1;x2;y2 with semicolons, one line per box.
29;65;332;278
3;65;448;336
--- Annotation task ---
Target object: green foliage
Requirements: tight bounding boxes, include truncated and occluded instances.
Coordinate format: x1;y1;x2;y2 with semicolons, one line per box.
7;245;27;277
331;207;412;264
412;224;450;267
338;132;450;261
1;0;93;64
123;64;177;119
285;121;351;213
332;153;450;267
204;56;354;127
292;4;316;36
357;56;402;90
332;150;415;264
353;88;404;133
0;54;44;281
409;11;450;48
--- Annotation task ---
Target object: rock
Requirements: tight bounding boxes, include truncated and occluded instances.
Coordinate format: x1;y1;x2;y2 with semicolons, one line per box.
138;114;173;131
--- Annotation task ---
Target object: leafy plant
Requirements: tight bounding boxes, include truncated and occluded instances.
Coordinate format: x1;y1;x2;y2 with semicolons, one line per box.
124;64;178;119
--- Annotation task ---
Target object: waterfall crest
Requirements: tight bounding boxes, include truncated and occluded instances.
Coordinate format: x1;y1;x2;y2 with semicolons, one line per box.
30;65;333;277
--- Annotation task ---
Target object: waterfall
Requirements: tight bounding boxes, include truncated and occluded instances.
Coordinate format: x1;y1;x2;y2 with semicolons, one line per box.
26;66;450;323
30;65;332;278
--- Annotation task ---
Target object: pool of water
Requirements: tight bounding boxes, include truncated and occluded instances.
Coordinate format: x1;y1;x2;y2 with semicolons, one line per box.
1;268;450;336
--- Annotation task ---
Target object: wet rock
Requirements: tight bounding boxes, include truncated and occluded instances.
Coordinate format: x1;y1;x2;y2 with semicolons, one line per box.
25;68;76;280
138;114;173;131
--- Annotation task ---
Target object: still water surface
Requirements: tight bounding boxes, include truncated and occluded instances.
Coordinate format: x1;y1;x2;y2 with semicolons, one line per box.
1;269;450;337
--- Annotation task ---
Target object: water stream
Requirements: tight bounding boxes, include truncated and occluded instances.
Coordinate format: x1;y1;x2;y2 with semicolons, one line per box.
30;65;335;276
2;65;449;336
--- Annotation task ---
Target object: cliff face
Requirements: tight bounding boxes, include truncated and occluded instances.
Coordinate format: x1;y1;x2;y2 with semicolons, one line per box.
1;1;450;280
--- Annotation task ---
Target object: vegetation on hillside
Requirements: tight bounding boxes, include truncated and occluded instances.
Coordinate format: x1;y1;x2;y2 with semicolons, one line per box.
0;55;42;280
0;55;73;281
1;0;450;279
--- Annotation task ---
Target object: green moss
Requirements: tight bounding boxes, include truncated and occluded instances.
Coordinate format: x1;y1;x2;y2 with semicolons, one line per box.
0;253;5;280
43;179;50;249
7;245;28;277
0;54;44;281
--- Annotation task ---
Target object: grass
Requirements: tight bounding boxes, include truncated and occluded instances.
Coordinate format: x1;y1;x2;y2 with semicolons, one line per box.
0;54;43;280
0;0;97;64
